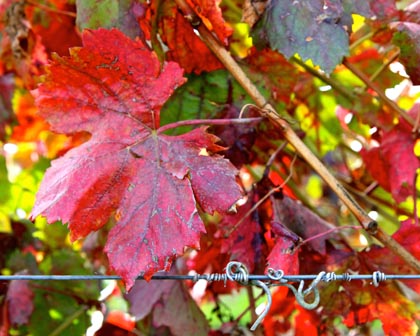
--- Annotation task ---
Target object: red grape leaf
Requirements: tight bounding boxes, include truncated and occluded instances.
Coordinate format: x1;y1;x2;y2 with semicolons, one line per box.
159;1;223;74
266;221;300;275
187;0;233;44
6;275;34;325
361;106;420;203
342;281;418;335
30;28;242;289
26;0;81;56
246;48;298;105
271;194;335;255
127;277;209;335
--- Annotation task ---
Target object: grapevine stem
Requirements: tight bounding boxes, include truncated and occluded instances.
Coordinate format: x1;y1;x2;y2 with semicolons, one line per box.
174;0;420;273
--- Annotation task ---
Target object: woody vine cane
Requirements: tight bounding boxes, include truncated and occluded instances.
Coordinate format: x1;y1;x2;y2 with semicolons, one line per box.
174;0;420;274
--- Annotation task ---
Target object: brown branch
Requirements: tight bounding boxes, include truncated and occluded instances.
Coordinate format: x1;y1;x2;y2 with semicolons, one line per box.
175;1;373;228
174;0;420;273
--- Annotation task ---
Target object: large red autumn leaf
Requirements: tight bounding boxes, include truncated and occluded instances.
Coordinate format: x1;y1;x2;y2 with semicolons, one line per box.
30;28;242;289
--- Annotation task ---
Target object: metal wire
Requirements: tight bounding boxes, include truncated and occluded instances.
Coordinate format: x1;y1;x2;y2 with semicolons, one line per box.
2;263;420;331
1;273;419;281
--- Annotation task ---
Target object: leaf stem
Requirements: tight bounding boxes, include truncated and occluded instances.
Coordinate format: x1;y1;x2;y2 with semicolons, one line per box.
290;56;357;102
349;31;374;51
174;0;420;273
225;155;297;237
298;225;362;249
48;305;88;336
342;58;415;126
342;182;413;221
368;48;400;83
157;117;263;134
234;291;265;325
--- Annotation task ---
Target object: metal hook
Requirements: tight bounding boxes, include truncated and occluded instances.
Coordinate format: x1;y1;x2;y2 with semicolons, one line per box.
283;272;325;310
283;282;320;310
249;280;272;331
303;271;325;296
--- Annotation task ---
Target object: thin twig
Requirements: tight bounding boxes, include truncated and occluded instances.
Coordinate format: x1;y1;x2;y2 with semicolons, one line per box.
246;287;258;328
25;0;77;17
291;56;357;102
48;305;87;336
343;58;415;127
368;49;400;83
298;225;361;248
349;31;374;51
224;154;297;237
173;0;420;273
263;141;288;178
234;291;265;325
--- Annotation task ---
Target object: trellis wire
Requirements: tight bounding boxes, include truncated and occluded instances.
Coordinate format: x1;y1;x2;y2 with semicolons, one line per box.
2;261;420;331
2;273;420;281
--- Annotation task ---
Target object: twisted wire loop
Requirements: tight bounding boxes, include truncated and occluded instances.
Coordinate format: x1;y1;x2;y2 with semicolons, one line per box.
323;272;337;282
267;267;287;283
371;271;386;287
225;261;249;284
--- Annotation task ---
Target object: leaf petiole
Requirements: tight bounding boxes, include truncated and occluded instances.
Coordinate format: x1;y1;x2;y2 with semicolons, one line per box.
297;226;362;250
157;117;264;134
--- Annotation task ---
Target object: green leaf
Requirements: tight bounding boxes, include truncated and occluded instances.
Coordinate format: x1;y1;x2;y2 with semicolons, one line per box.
30;291;91;336
39;250;99;300
0;155;11;204
75;0;140;37
160;70;254;134
252;0;371;73
297;92;342;156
